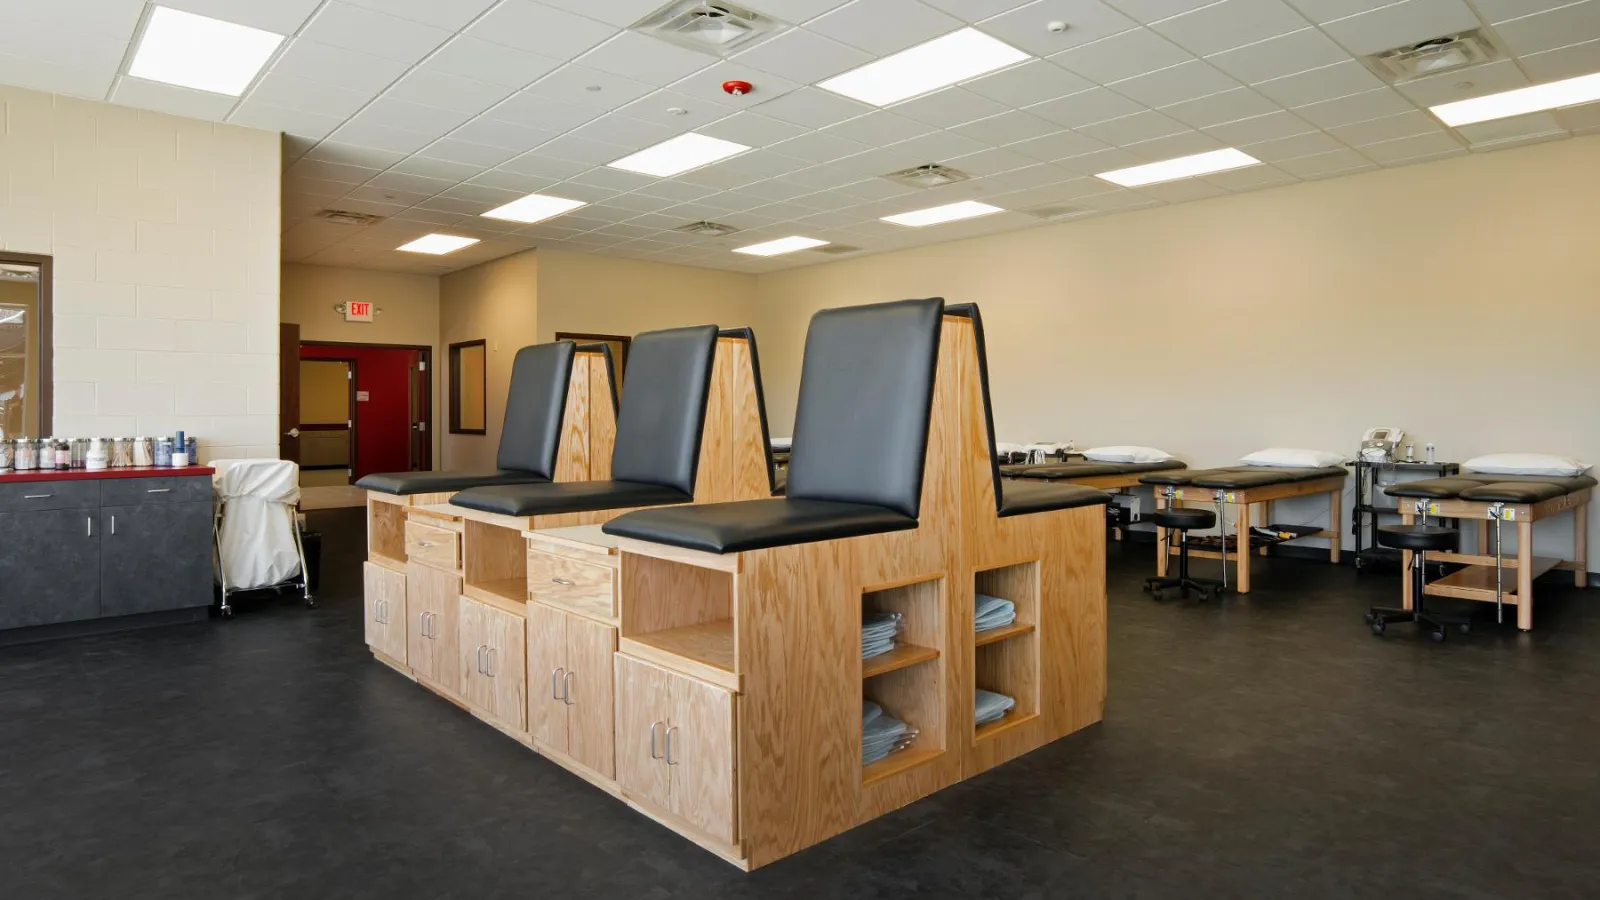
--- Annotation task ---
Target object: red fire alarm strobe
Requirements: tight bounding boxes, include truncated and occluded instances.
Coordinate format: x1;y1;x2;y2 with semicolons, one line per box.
722;80;752;96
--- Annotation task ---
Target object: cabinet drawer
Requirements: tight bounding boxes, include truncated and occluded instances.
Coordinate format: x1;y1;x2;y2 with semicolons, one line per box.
0;480;99;511
405;520;460;571
100;476;210;506
528;550;614;619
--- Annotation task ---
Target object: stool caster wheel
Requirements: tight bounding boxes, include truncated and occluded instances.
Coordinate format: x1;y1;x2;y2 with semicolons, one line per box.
221;606;235;620
1430;628;1446;643
1363;612;1376;625
1370;619;1385;636
305;596;318;609
1150;591;1164;602
1458;623;1470;635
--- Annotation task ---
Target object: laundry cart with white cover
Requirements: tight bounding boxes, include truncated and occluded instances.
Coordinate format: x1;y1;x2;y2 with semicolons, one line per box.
212;459;314;617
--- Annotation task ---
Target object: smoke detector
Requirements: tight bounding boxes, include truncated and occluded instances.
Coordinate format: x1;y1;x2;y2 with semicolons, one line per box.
633;2;777;57
317;209;384;226
674;220;740;236
1366;31;1497;83
882;164;972;189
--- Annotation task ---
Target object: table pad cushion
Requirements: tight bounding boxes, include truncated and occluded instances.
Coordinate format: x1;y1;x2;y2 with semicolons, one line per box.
1385;474;1596;502
603;498;917;554
999;481;1112;517
1141;466;1346;489
355;469;548;495
1003;460;1186;480
449;480;690;517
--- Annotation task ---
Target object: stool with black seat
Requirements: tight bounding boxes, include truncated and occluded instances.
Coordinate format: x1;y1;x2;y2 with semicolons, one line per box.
1144;507;1225;601
1367;524;1469;642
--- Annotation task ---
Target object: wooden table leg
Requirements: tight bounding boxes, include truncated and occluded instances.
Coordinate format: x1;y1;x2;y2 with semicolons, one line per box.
1400;509;1414;611
1575;502;1588;589
1329;488;1341;565
1236;502;1251;594
1517;520;1534;631
1155;493;1169;578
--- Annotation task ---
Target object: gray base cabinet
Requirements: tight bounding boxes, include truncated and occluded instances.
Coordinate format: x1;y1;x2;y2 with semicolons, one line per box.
0;475;214;634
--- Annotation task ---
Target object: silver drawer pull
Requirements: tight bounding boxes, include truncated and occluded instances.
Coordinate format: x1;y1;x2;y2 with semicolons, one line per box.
146;488;171;494
416;540;432;547
23;493;52;499
551;577;575;586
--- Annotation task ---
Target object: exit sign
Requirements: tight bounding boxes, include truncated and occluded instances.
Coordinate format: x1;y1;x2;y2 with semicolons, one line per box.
345;301;374;322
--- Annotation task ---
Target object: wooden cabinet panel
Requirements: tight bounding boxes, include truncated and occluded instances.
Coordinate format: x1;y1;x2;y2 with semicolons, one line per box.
457;595;490;711
363;562;407;664
0;509;100;629
566;613;617;778
670;673;738;845
407;563;462;695
484;603;527;733
526;602;568;750
405;520;460;572
528;549;615;620
615;655;672;811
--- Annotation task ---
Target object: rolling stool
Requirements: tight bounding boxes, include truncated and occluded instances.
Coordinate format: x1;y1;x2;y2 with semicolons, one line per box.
1145;507;1225;601
1366;524;1470;643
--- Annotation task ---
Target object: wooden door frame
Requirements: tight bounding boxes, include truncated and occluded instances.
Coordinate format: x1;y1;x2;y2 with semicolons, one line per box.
296;356;358;474
298;340;433;471
0;251;53;436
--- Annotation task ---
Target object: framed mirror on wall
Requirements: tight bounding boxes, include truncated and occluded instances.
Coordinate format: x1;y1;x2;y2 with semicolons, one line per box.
449;339;486;435
0;253;51;440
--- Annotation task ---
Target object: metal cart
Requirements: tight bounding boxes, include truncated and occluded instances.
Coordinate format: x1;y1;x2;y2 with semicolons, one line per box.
1350;458;1460;573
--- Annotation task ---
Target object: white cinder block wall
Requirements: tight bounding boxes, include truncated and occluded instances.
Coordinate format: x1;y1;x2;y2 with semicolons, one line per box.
0;84;281;460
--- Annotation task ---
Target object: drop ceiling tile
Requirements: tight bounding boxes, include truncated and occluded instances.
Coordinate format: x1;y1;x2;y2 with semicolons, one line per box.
336;0;498;29
576;32;717;84
304;142;409;169
1050;145;1148;173
386;69;515;114
163;0;325;33
368;170;457;195
271;39;411;96
949;110;1063;144
526;65;656;112
1243;129;1346;160
534;134;635;165
1494;1;1600;56
670;61;804;109
922;0;1040;22
1274;146;1373;175
941;145;1041;174
425;37;563;89
770;131;873;163
1136;177;1229;201
439;182;527;205
1112;60;1242;107
1160;87;1282;128
1073;188;1163;209
229;102;346;140
1028;87;1146;127
1124;128;1227;158
1051;28;1193;83
731;26;875;84
1358;129;1462;162
286;159;381;185
697;111;812;146
417;195;495;215
1202;108;1317;142
594;191;678;212
301;1;452;63
889;88;1011;128
807;0;963;55
349;97;473;136
977;0;1138;56
248;73;371;119
1203;162;1297;189
1453;111;1567;145
1205;28;1352;84
1152;0;1310;57
421;138;521;168
1326;109;1442;144
566;166;662;192
1557;103;1600;134
1007;128;1112;160
466;169;559;192
1293;86;1415;127
820;111;935;145
1394;60;1529;108
728;179;820;202
570;114;682;151
618;91;732;129
535;0;667;27
1253;60;1385;107
1476;0;1578;23
754;87;876;127
885;128;991;160
1105;0;1225;23
466;1;617;59
1518;37;1600;82
960;59;1095;107
113;77;239;121
1281;0;1392;23
1319;0;1481;56
498;152;594;180
326;120;439;154
1078;109;1190;143
0;46;118;102
487;93;600;132
450;116;559;152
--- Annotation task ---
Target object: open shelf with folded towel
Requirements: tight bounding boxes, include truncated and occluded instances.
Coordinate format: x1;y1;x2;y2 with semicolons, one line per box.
973;561;1040;741
861;577;945;784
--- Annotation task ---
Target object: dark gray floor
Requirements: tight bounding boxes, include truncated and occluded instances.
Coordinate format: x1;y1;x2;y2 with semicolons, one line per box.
3;508;1598;899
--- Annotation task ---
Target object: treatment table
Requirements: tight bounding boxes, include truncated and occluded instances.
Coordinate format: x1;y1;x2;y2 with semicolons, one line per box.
1001;459;1187;491
1140;466;1348;594
1383;474;1593;630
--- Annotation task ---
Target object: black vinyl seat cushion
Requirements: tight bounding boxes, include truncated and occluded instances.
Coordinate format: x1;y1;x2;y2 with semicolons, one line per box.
1376;524;1458;552
449;480;690;517
1152;507;1216;530
603;498;917;554
355;469;548;495
999;481;1111;517
1386;473;1596;503
1141;466;1346;489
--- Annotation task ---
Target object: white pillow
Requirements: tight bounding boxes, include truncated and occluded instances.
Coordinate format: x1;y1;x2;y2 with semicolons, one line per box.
1240;448;1345;468
1464;453;1589;476
1085;445;1173;463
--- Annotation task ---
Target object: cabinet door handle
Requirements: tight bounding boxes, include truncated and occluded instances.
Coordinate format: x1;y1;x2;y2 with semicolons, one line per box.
476;645;487;674
416;540;432;547
110;515;116;536
419;612;429;638
649;721;664;760
487;648;496;678
23;493;52;499
551;577;574;586
86;517;93;537
562;671;575;706
146;488;171;494
550;667;565;700
664;726;678;766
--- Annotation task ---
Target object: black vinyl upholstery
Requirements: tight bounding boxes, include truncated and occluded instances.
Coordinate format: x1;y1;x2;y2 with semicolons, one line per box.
357;340;574;495
1152;507;1216;530
1386;473;1596;503
1140;466;1347;489
602;498;917;554
446;480;691;517
1004;460;1186;480
1376;524;1458;552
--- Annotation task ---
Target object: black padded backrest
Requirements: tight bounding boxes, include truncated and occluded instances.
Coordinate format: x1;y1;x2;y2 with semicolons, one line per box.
943;303;1006;514
496;341;575;477
609;325;720;493
786;298;944;518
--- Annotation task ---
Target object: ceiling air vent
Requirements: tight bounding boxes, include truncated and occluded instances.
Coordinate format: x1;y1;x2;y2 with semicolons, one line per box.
633;2;777;57
317;209;383;226
1366;30;1497;83
810;244;862;255
674;220;740;236
882;163;972;189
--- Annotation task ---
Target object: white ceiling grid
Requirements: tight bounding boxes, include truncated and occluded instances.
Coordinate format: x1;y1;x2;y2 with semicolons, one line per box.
0;0;1597;273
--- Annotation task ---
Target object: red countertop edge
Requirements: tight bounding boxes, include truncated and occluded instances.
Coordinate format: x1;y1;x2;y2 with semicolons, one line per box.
0;466;216;484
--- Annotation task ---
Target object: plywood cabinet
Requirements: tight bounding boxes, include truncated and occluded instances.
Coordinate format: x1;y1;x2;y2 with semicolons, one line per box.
406;563;462;696
458;595;527;733
363;562;407;664
528;603;617;778
614;655;737;845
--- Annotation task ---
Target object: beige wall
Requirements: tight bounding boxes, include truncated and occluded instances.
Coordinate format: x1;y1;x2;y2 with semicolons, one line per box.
754;134;1600;564
3;84;281;461
439;250;539;470
535;248;758;344
280;262;441;461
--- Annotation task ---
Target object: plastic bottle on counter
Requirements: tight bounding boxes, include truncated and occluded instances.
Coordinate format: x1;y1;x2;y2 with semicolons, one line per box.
85;438;108;471
53;440;69;469
172;431;187;467
185;436;198;467
15;437;36;471
133;436;153;468
71;438;87;469
154;437;173;468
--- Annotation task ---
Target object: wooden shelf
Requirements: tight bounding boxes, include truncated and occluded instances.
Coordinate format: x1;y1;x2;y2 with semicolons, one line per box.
626;621;735;676
862;747;941;786
862;643;939;679
464;578;528;614
974;622;1034;647
975;712;1038;743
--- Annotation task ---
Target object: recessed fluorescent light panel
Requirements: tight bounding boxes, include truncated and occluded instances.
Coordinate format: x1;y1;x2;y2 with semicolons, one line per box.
882;200;1003;227
607;133;750;177
482;193;587;224
819;28;1029;106
128;6;284;96
1430;71;1600;126
733;236;829;256
397;234;480;255
1095;149;1261;187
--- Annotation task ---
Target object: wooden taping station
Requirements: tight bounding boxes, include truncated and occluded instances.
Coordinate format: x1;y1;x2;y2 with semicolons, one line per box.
357;300;1111;869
